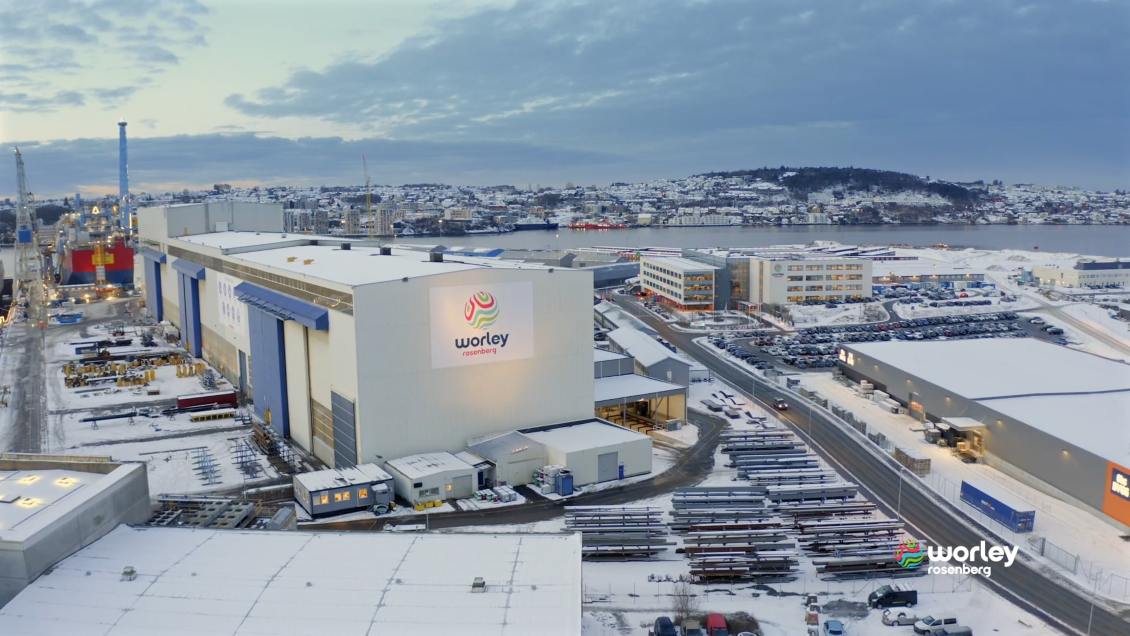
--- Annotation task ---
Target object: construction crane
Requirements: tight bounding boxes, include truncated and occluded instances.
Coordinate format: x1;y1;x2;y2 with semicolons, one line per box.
13;148;46;328
364;155;374;241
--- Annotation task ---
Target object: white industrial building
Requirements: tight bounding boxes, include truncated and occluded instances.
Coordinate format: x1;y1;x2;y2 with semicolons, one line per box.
0;455;151;606
872;259;986;289
521;420;652;486
606;326;695;385
747;253;872;305
136;202;594;469
639;255;721;310
0;525;583;635
1032;258;1130;288
466;432;547;487
385;452;478;504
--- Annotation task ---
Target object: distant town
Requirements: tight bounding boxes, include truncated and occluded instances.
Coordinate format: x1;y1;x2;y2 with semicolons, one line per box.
2;167;1128;241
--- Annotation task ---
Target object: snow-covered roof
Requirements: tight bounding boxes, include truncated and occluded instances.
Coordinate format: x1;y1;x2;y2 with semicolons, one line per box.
843;339;1130;400
641;255;719;271
522;420;650;453
385;452;475;481
593;373;686;405
0;525;583;636
0;464;140;541
467;432;546;463
873;260;983;278
594;347;631;362
170;233;555;289
976;391;1130;465
606;327;685;369
293;463;393;493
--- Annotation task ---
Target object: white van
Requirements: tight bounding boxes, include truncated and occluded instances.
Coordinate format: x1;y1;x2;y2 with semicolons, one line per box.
914;614;959;634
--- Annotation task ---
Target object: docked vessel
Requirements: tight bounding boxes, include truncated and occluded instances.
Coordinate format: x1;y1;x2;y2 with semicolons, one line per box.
567;220;629;230
510;216;559;231
54;204;134;286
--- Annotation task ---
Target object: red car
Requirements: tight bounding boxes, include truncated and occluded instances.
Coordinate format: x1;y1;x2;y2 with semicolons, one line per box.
705;613;729;636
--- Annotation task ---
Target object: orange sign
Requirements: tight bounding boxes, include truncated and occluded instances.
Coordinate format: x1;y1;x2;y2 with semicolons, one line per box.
1101;461;1130;526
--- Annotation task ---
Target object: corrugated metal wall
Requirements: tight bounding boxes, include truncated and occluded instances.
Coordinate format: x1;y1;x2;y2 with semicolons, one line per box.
331;392;357;468
176;272;202;357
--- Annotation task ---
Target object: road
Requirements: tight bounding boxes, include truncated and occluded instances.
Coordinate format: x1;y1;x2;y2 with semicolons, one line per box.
314;411;728;532
1036;302;1130;358
2;321;45;453
612;294;1129;636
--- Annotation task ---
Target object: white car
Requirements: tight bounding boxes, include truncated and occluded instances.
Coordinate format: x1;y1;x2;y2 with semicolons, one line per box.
1028;317;1045;324
882;609;918;626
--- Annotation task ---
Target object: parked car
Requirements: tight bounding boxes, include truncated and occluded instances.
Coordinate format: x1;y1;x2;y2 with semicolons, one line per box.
1028;317;1045;324
868;584;918;608
651;616;677;636
774;398;789;411
705;614;729;636
823;619;846;635
914;615;959;634
882;610;918;626
682;619;706;636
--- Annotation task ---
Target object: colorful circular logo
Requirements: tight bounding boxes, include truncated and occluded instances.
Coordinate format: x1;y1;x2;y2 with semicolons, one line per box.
896;539;925;568
774;263;783;272
464;291;499;330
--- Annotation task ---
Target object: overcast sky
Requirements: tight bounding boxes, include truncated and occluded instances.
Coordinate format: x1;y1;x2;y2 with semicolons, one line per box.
1;0;1127;198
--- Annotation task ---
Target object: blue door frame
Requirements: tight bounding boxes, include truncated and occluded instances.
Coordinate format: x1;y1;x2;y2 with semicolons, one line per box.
248;305;289;437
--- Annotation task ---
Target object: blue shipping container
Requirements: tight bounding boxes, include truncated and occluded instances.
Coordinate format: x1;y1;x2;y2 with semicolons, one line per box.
960;481;1035;533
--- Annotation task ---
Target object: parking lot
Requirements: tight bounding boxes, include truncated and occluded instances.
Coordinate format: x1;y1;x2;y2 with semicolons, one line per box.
711;311;1070;371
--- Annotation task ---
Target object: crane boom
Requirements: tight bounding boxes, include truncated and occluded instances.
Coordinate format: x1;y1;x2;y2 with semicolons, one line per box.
364;155;374;240
13;148;46;327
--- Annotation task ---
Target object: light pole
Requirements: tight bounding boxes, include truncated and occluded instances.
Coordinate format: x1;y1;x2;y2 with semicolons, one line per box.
895;466;905;520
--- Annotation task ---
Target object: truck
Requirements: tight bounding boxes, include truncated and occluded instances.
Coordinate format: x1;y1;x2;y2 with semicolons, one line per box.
959;480;1035;533
867;584;918;609
176;390;239;410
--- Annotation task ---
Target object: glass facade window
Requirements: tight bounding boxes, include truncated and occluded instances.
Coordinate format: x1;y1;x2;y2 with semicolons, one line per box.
787;275;803;281
805;265;824;271
787;265;804;271
358;488;368;499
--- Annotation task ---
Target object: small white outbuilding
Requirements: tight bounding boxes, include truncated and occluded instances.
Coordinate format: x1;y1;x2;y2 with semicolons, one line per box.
521;419;652;486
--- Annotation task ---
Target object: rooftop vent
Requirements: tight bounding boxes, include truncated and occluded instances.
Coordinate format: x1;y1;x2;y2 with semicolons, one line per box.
342;243;351;251
303;259;314;265
380;246;392;256
430;252;444;263
122;566;137;582
471;577;485;593
287;256;297;262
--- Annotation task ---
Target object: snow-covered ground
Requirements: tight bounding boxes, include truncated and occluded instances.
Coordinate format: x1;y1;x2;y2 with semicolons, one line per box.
789;302;889;326
31;301;280;495
892;295;1035;319
795;371;1130;600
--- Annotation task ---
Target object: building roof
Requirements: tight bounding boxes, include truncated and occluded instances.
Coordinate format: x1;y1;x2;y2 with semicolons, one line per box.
606;327;686;369
641;255;719;272
873;260;983;279
0;464;140;541
0;525;583;636
594;348;631;363
170;233;556;289
593;374;686;406
843;339;1130;400
293;463;393;492
522;420;650;453
975;391;1130;465
385;452;475;481
467;432;546;463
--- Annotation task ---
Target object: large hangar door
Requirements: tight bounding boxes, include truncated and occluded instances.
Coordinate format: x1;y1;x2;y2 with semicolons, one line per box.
248;306;289;437
597;451;619;483
171;259;205;358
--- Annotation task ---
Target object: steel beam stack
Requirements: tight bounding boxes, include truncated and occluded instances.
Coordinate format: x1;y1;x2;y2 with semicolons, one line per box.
564;506;672;560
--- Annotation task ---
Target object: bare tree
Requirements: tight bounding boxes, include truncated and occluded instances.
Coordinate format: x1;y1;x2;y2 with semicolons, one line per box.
670;581;700;624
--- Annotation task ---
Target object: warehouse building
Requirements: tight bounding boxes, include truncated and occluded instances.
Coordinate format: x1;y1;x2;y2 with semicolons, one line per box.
872;260;986;289
521;420;652;486
606;326;694;385
639;256;721;310
0;525;583;635
837;339;1130;530
594;348;635;378
136;203;594;468
385;452;478;505
466;432;547;487
292;463;394;517
0;454;150;606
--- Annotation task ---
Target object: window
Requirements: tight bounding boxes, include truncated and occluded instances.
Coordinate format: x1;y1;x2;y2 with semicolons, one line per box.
333;492;343;503
806;275;823;281
827;265;844;271
446;484;453;492
787;265;804;271
846;264;864;270
342;491;351;501
418;487;440;498
787;286;803;292
828;275;844;281
319;494;329;505
787;296;804;302
413;482;423;488
805;265;824;271
358;488;368;499
847;274;863;280
806;285;824;291
787;275;803;281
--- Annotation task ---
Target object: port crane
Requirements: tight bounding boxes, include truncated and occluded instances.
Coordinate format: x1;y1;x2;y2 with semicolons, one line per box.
13;148;47;328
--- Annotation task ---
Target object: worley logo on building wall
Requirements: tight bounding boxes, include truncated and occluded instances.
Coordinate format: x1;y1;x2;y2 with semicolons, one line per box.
430;282;534;369
896;538;1018;577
